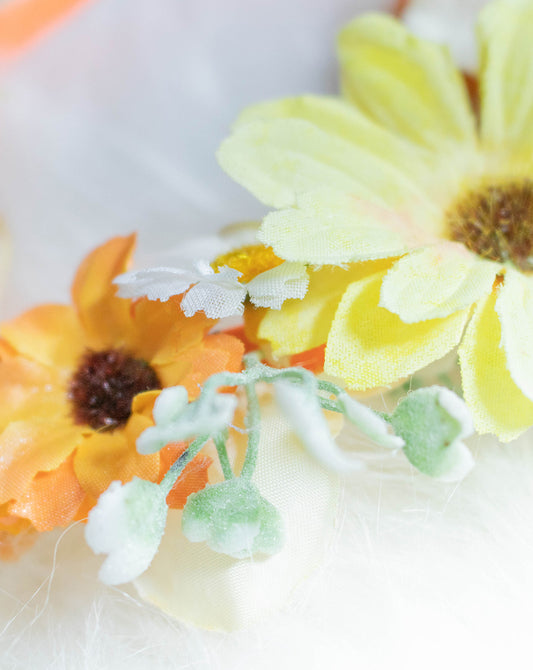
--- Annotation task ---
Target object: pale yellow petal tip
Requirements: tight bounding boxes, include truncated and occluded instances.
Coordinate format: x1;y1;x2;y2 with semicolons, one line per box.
459;291;533;444
379;246;497;323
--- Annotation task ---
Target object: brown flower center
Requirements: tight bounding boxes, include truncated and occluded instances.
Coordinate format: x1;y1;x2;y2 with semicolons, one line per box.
69;349;161;431
446;179;533;272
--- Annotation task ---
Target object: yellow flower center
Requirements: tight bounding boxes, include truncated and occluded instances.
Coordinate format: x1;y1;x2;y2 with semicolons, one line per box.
69;349;161;431
446;179;533;272
213;244;283;283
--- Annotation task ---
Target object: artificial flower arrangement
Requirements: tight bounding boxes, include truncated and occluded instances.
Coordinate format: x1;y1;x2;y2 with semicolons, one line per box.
1;0;531;631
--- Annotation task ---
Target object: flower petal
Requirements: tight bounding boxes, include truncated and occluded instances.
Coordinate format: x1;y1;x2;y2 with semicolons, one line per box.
235;95;446;195
258;189;434;265
218;117;440;218
128;296;212;365
157;443;211;510
459;289;533;441
181;271;247;318
74;429;160;500
71;235;136;350
9;453;86;532
246;261;309;310
380;244;498;322
338;13;476;151
0;304;84;370
154;333;244;399
0;418;85;503
114;267;198;302
495;269;533;403
0;355;62;428
478;0;533;154
325;271;470;389
257;260;393;357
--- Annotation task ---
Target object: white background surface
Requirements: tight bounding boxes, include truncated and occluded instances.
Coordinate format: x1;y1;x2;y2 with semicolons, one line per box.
1;1;533;669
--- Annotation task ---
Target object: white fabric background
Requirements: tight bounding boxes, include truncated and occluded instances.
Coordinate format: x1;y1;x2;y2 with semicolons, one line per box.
2;1;533;669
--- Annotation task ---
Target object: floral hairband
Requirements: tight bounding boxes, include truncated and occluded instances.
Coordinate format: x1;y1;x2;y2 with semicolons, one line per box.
1;0;530;630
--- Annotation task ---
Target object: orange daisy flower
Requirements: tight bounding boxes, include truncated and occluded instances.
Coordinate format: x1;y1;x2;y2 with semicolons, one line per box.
0;235;244;542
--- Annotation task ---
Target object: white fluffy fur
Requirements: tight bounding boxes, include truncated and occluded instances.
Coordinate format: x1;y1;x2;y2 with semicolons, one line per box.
2;428;533;669
0;0;527;667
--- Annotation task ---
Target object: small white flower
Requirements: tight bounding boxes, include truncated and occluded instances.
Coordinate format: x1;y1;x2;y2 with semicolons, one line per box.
180;264;247;318
85;478;168;585
115;258;309;318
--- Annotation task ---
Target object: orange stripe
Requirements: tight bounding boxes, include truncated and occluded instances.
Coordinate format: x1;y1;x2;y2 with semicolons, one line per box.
392;0;410;16
0;0;92;52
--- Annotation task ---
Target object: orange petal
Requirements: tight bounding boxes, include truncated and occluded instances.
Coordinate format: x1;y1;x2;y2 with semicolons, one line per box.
72;494;97;523
0;417;85;503
71;235;136;350
155;333;244;399
290;344;326;373
220;324;258;354
8;453;85;532
158;443;212;510
0;503;33;535
0;304;84;370
130;389;160;420
128;296;213;365
73;428;160;499
0;355;63;429
0;0;92;54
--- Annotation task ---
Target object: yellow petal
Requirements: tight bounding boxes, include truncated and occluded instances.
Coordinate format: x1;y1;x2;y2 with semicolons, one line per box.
325;271;470;389
71;235;136;350
217;117;440;218
338;13;476;151
495;269;533;403
478;0;533;155
74;428;160;500
0;418;85;503
0;304;84;370
459;289;533;441
0;355;63;429
235;95;446;196
380;244;498;322
258;260;393;357
259;189;435;265
128;296;211;365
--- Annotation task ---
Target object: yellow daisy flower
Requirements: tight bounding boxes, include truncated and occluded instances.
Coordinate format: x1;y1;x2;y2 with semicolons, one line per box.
218;0;533;442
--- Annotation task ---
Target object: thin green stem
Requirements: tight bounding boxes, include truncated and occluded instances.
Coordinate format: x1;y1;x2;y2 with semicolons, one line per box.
238;356;263;481
317;379;344;396
240;381;261;480
159;434;209;496
213;432;234;480
318;396;342;413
